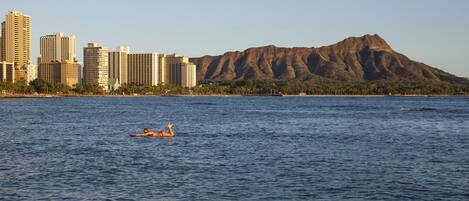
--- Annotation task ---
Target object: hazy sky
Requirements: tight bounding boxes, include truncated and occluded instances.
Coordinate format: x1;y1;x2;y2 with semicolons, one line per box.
1;0;468;77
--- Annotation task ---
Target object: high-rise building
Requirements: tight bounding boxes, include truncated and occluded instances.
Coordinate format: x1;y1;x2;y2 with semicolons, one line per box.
128;53;159;86
181;62;197;88
39;32;76;63
157;54;169;84
0;11;31;67
159;54;197;87
108;46;129;90
0;36;3;61
38;62;79;87
103;48;196;89
38;32;78;86
83;43;108;91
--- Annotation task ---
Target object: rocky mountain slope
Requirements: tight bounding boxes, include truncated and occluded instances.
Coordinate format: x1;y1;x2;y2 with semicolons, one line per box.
190;34;467;84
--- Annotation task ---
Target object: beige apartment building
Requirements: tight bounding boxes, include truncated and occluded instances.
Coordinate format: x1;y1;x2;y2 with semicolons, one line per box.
39;32;76;63
38;62;79;87
38;32;78;86
0;11;31;67
181;62;196;88
83;43;108;91
159;54;197;87
108;46;129;89
108;49;197;89
0;10;36;84
157;54;169;84
128;53;159;86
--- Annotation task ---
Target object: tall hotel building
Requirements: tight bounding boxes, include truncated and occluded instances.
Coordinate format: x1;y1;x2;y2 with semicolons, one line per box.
83;43;109;91
39;33;76;63
108;46;129;89
181;62;197;88
0;11;31;67
107;47;196;89
128;53;159;86
159;54;196;87
0;10;35;83
38;33;79;87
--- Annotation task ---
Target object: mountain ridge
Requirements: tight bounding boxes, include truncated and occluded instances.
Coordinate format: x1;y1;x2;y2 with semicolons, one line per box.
190;34;468;84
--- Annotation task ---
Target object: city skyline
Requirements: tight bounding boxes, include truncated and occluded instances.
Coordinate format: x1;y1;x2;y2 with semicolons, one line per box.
0;8;197;90
0;0;468;77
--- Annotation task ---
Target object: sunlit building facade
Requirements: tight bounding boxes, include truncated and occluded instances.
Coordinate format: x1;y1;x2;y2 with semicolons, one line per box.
108;46;129;89
38;62;79;87
181;62;196;88
128;53;159;86
39;32;76;63
0;11;31;67
83;43;108;91
158;54;197;87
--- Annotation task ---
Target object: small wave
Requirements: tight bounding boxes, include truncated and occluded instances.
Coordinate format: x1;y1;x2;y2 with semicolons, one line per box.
447;109;469;114
321;105;380;110
189;102;217;106
400;107;437;112
244;109;315;114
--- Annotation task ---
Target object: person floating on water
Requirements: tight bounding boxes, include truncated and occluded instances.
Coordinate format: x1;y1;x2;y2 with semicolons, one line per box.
142;122;174;137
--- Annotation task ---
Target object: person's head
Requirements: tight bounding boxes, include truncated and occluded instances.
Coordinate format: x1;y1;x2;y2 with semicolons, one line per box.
143;128;149;133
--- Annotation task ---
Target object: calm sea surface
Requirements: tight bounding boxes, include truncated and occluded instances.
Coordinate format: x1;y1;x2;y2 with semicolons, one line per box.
0;96;468;200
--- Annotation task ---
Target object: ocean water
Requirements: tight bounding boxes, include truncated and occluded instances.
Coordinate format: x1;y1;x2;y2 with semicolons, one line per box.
0;96;468;200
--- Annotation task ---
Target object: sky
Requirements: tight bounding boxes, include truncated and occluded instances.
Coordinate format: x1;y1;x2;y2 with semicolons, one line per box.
1;0;468;77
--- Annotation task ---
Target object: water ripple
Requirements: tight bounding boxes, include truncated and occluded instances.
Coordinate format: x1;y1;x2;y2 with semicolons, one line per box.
1;96;469;200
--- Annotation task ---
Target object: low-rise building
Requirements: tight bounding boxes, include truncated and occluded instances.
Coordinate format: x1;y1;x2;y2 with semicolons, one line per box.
14;67;27;82
24;64;37;83
0;61;14;82
38;62;79;87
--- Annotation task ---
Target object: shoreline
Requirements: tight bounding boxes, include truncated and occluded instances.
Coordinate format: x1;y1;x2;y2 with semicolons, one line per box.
1;93;467;99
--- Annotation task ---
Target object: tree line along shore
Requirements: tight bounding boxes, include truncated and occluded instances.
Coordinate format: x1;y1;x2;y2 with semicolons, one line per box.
1;79;469;98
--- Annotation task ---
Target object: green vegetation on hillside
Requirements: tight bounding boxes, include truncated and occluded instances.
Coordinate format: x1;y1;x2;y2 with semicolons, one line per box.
194;80;469;96
1;79;468;96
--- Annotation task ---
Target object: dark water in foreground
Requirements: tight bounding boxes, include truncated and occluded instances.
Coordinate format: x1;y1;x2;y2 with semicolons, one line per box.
1;96;468;200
